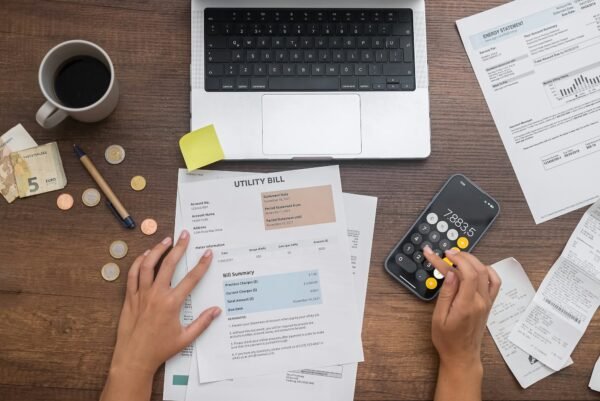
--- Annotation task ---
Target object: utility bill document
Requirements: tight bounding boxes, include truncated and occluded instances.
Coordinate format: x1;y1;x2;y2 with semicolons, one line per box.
509;199;600;371
163;169;377;400
178;166;363;383
457;0;600;223
186;192;377;401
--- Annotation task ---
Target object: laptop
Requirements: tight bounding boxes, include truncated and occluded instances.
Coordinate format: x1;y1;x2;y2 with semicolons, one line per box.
191;0;430;160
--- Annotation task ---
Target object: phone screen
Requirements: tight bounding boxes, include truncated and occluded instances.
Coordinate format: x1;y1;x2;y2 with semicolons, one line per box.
427;175;499;250
385;175;500;301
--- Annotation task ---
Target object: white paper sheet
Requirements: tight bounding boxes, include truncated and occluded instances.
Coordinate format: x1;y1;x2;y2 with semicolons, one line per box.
509;200;600;371
185;192;377;401
488;258;572;389
178;166;363;383
457;0;600;223
163;169;376;399
590;356;600;392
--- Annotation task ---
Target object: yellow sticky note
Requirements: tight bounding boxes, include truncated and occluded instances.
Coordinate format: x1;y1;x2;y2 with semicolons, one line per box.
179;125;224;171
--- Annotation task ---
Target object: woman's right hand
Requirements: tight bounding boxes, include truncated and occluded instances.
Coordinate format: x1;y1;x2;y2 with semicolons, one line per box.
423;246;501;401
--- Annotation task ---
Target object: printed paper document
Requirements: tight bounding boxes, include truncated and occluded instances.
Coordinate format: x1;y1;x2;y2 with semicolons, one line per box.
186;191;376;401
163;169;376;399
457;0;600;223
509;199;600;371
178;166;363;383
488;258;572;388
591;355;600;392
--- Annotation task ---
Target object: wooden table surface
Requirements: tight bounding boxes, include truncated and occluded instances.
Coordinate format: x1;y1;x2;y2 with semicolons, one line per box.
1;0;599;400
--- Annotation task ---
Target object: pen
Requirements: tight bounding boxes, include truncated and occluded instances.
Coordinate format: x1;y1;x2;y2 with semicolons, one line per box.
73;144;136;229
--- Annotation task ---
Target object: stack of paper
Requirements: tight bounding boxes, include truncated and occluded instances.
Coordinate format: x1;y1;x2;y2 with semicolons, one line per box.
164;166;377;401
487;198;600;388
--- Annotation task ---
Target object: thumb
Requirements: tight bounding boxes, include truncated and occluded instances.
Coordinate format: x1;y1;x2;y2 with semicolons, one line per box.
181;306;222;345
432;270;458;325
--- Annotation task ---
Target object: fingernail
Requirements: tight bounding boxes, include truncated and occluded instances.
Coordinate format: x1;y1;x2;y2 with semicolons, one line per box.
203;249;213;258
445;270;456;284
211;307;222;318
180;230;189;240
143;249;151;256
446;248;459;255
162;236;172;245
423;245;433;255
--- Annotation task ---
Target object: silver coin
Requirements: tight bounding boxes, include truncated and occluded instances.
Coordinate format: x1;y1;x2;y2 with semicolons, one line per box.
105;145;126;165
82;188;101;207
109;240;128;259
101;262;120;282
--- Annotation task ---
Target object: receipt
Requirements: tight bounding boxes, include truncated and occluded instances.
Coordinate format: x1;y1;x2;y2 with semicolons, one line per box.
591;356;600;392
509;200;600;371
487;258;572;388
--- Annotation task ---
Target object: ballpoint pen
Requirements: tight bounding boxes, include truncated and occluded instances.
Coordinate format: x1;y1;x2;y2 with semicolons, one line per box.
73;144;136;229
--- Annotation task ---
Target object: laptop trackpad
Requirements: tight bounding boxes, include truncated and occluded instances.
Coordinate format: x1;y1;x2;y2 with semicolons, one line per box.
262;94;362;156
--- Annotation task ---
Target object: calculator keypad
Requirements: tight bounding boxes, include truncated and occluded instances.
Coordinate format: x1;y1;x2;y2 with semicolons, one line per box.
386;211;472;299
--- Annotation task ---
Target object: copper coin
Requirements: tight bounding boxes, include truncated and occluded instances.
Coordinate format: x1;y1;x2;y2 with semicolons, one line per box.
141;218;158;235
56;193;74;210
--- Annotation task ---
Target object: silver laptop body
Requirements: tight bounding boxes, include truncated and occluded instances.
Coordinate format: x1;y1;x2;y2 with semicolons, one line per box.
191;0;430;160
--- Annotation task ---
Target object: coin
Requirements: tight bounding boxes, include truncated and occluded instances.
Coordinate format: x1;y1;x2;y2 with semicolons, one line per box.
109;240;128;259
130;175;147;191
81;188;101;207
105;144;126;165
101;262;120;282
141;218;158;235
56;193;74;210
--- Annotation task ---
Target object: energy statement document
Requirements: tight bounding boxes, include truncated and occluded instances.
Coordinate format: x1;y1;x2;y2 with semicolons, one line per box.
458;0;600;223
178;165;364;383
509;199;600;371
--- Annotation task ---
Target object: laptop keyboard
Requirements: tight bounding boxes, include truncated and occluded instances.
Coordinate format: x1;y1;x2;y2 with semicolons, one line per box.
204;8;415;92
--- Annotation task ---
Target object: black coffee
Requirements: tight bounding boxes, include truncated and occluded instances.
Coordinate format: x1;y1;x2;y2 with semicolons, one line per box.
54;56;111;108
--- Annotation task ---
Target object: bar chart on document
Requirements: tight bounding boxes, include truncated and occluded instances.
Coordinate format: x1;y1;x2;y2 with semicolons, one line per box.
543;61;600;108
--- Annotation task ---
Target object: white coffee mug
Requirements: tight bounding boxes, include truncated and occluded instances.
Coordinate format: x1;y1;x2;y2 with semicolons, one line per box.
36;40;119;128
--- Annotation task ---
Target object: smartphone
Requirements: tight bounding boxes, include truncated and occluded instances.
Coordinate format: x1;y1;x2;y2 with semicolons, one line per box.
384;174;500;301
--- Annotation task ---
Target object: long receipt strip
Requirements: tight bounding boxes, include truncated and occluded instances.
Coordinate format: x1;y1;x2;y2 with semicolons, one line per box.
178;165;364;383
163;169;377;400
591;356;600;392
509;199;600;371
487;258;572;389
457;0;600;223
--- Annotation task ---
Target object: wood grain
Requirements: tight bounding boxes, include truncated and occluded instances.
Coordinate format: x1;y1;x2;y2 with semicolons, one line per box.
0;0;599;400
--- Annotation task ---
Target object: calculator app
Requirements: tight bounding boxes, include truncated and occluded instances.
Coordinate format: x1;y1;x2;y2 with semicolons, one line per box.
385;175;499;301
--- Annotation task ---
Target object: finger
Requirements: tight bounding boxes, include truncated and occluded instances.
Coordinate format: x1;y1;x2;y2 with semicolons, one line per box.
445;249;478;300
173;249;213;300
155;230;190;287
432;270;458;325
460;252;490;299
423;246;453;277
127;252;147;296
139;236;173;292
181;307;222;346
487;265;502;302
